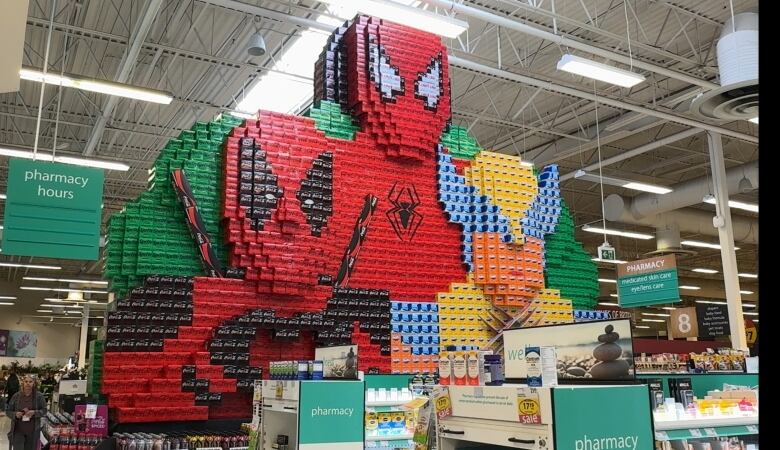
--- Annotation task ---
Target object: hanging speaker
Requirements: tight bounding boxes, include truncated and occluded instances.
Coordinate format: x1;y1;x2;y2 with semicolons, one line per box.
247;33;266;57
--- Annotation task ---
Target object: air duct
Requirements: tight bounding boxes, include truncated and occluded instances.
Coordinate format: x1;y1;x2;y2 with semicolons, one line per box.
690;11;758;121
608;208;757;244
604;161;758;222
645;223;696;257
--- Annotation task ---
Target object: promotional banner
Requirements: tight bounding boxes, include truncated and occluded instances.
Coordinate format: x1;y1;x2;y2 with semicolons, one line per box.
695;303;730;338
299;380;364;450
6;330;37;357
2;159;103;260
0;330;8;356
504;319;635;381
617;255;680;307
553;385;653;450
74;405;108;437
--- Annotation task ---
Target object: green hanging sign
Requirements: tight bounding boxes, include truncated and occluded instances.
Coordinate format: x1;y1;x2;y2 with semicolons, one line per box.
617;255;681;308
2;159;104;260
553;385;654;450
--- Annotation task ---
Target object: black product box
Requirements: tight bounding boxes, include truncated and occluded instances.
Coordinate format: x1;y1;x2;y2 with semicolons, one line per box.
149;339;164;352
181;379;196;392
145;275;161;287
130;287;145;299
194;392;210;405
236;379;254;392
182;366;197;380
208;393;222;403
194;379;210;393
223;365;238;378
164;326;179;338
645;378;664;409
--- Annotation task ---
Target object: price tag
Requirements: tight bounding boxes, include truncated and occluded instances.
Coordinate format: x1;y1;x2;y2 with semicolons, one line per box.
746;425;758;433
654;431;669;441
85;404;97;419
689;429;703;438
704;428;718;437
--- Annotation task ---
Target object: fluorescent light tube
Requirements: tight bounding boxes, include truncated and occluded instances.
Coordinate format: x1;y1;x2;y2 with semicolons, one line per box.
0;193;5;199
597;302;619;306
520;161;534;168
740;290;754;295
573;170;672;194
743;312;758;316
0;262;61;270
635;325;651;329
703;196;758;213
40;303;83;308
37;309;53;313
679;285;701;290
228;111;257;120
621;182;673;195
609;294;618;298
322;0;468;38
692;268;718;274
0;147;129;171
641;319;666;323
661;307;677;311
591;257;627;264
0;302;15;306
557;54;646;88
696;300;726;305
20;287;108;294
0;296;16;300
681;240;740;251
20;68;173;104
738;273;758;279
642;313;670;317
582;224;653;240
743;303;756;309
23;277;108;285
598;278;617;284
749;117;758;124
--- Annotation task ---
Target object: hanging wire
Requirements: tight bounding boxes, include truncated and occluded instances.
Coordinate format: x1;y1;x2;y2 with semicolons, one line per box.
52;1;73;160
33;0;58;160
728;0;736;33
623;0;634;70
593;82;608;245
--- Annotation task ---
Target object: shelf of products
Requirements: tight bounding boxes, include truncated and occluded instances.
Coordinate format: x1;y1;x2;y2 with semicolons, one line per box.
655;424;758;441
365;433;415;442
655;415;758;431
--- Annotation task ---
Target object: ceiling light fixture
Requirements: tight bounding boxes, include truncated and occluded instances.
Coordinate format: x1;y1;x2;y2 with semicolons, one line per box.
598;278;617;284
0;296;16;300
40;303;83;308
37;309;53;313
557;54;646;88
20;287;108;294
0;262;61;270
609;294;618;298
0;147;129;171
692;268;718;274
679;285;701;290
23;277;108;285
743;312;758;316
582;224;653;240
642;313;671;317
681;240;740;251
740;290;754;295
696;300;727;305
0;302;14;306
702;195;758;213
749;117;758;124
591;257;627;264
635;325;651;329
743;303;756;309
573;170;672;194
661;307;677;311
641;318;666;323
738;273;757;279
597;302;619;307
20;67;173;104
0;193;5;199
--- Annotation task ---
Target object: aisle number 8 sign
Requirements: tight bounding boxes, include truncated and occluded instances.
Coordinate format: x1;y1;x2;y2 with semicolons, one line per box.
670;307;699;338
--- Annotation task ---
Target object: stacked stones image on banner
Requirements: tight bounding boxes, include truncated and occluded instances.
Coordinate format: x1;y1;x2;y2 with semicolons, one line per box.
100;14;599;423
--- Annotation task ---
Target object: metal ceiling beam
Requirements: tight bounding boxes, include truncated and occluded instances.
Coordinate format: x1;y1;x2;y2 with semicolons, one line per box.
82;0;164;156
449;55;757;144
422;0;719;89
559;127;702;181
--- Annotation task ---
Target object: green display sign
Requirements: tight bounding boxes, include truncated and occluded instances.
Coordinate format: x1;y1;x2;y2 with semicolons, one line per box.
553;385;653;450
617;255;681;308
299;380;364;450
2;159;104;260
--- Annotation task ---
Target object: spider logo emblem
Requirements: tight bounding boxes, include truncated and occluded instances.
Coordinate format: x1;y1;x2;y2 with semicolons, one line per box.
385;182;423;241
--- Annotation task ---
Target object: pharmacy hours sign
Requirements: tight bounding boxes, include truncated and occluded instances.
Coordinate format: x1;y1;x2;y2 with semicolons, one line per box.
617;255;681;308
2;159;104;260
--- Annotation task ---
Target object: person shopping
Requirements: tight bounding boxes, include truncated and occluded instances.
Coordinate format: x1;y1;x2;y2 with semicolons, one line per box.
5;374;47;450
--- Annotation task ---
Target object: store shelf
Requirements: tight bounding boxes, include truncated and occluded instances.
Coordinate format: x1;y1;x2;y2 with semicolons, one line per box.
262;404;297;414
366;400;413;407
654;415;758;441
365;433;415;442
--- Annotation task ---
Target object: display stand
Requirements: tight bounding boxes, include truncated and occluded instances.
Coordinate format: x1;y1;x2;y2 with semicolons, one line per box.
436;384;654;450
260;380;364;450
364;375;417;450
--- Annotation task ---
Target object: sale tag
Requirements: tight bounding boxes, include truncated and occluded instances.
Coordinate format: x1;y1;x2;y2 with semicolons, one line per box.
85;404;97;419
433;388;453;420
704;428;718;437
517;388;542;424
689;429;703;438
